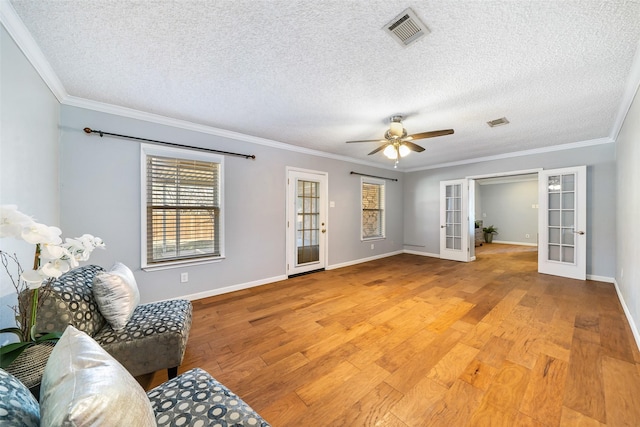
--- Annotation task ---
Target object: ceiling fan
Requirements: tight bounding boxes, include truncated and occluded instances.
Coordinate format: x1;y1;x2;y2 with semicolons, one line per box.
346;115;454;167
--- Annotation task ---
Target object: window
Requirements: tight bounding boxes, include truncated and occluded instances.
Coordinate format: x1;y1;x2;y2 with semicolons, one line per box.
141;144;223;269
361;178;385;240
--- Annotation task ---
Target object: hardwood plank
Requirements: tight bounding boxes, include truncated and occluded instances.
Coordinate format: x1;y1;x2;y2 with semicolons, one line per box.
602;355;640;426
520;354;568;426
563;330;606;423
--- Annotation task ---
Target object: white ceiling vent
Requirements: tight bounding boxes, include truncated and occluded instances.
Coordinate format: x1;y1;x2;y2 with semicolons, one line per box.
384;8;430;47
487;117;510;127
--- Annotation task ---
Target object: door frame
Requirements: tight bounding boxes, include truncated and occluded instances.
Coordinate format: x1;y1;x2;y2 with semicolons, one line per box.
285;167;329;276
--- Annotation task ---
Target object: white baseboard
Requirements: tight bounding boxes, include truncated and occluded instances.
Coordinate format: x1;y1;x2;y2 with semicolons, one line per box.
402;249;440;258
491;240;538;247
613;279;640;351
586;274;615;283
179;274;288;302
327;250;404;270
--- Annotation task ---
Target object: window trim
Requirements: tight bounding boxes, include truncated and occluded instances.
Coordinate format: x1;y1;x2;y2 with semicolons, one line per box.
360;177;386;241
140;143;225;271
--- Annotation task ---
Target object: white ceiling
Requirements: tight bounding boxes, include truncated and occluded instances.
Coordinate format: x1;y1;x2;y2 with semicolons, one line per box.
6;0;640;170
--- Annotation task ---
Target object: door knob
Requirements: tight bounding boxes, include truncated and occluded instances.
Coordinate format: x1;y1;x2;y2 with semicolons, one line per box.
573;230;585;235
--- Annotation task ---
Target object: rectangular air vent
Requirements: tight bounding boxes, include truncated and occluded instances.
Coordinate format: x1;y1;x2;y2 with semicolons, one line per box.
383;8;430;47
487;117;510;127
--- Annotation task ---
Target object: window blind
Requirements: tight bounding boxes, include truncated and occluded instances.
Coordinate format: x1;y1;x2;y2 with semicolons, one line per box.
146;154;220;264
362;181;385;239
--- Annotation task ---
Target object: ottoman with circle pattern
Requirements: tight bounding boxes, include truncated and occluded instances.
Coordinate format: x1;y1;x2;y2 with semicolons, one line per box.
148;368;270;427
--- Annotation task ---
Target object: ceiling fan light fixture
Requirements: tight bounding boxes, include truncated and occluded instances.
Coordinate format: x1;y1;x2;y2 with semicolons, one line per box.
389;117;404;137
383;144;398;159
399;144;411;157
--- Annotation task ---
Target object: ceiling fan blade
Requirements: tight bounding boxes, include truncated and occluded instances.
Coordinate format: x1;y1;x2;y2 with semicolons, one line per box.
346;139;388;143
406;129;454;140
402;141;425;152
368;143;389;155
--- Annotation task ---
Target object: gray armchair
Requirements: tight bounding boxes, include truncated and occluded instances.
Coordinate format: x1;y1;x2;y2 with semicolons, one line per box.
33;265;192;378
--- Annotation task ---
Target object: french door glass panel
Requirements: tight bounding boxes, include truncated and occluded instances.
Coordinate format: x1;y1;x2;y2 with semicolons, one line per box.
296;179;319;265
445;183;462;250
547;173;576;264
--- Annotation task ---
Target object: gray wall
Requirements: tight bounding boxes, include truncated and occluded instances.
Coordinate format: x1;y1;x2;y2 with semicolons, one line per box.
403;143;617;279
478;180;538;245
616;82;640;345
0;26;60;340
59;106;404;303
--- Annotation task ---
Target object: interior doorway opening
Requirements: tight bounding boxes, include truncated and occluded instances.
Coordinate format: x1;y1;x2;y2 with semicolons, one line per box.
469;171;539;262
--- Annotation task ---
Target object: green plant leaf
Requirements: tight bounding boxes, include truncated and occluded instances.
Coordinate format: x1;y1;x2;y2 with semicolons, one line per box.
0;341;34;369
0;327;23;339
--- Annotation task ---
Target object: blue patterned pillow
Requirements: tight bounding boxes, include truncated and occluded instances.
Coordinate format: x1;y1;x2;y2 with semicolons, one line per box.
0;368;40;427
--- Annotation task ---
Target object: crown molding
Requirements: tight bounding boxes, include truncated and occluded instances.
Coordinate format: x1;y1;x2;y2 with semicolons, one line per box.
610;38;640;141
0;0;67;102
403;137;615;173
63;95;395;170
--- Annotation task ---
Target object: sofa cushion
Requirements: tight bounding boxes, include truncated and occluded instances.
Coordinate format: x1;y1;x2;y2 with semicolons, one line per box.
36;264;106;336
0;368;39;427
39;325;156;427
93;299;192;376
93;262;140;330
147;367;270;427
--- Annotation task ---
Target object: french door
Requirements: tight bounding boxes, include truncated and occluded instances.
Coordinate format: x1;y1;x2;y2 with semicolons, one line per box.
538;166;586;280
440;179;470;262
286;168;328;276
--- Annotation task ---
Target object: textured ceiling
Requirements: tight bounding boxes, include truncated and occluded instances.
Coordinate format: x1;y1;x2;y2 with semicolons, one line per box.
7;0;640;170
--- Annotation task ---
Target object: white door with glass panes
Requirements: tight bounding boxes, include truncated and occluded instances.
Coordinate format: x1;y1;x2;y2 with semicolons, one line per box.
440;179;470;262
538;166;586;280
286;168;328;276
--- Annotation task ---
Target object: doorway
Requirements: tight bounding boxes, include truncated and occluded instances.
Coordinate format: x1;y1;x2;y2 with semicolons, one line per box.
440;166;587;280
286;168;328;277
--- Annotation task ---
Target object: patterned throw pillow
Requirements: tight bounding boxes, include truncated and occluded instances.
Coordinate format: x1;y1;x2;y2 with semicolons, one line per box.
0;368;40;427
39;325;155;427
92;262;140;330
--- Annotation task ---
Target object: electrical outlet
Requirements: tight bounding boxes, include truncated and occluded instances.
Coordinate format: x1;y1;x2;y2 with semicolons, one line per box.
180;272;188;283
371;243;375;249
525;234;530;238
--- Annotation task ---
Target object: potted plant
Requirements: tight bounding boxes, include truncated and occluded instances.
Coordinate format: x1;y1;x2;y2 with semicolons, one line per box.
0;205;105;368
482;225;498;243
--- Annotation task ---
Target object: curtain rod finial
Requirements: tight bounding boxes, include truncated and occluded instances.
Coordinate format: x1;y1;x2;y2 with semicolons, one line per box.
83;127;92;134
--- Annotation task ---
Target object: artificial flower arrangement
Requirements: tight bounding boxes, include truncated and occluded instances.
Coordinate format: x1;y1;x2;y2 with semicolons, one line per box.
0;205;105;368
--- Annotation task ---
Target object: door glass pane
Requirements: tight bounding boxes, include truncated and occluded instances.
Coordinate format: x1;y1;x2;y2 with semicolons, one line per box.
562;193;574;209
296;179;320;265
445;184;462;251
546;172;577;264
562;228;574;245
562;210;574;227
562;175;575;191
562;246;575;263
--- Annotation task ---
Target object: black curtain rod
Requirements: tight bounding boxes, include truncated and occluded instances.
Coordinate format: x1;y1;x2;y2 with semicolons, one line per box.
350;171;398;182
83;128;256;160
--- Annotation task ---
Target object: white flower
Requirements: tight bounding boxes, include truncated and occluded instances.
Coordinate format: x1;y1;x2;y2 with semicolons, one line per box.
21;270;46;289
0;205;35;239
21;223;62;245
40;258;73;278
40;243;68;260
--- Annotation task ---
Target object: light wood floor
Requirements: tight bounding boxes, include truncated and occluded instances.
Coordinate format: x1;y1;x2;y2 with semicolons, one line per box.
147;245;640;426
